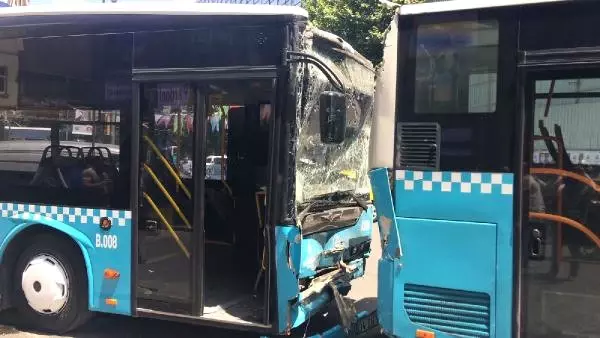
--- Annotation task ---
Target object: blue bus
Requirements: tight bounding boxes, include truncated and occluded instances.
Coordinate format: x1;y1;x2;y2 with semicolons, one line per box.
0;2;376;335
370;0;600;337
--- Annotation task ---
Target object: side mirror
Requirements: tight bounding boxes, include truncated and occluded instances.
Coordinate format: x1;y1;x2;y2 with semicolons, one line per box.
319;91;346;144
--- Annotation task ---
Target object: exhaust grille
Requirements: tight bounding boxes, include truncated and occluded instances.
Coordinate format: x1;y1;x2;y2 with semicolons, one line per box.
396;122;440;170
404;284;491;337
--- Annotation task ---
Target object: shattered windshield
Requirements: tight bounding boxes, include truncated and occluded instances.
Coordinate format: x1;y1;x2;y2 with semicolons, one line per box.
294;28;375;207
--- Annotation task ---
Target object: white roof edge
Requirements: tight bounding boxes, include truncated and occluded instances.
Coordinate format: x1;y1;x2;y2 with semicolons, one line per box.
399;0;566;16
0;2;308;19
308;26;374;70
309;27;357;54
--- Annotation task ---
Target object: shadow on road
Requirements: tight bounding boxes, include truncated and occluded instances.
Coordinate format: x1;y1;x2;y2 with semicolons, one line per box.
0;297;382;338
294;297;382;338
0;310;253;338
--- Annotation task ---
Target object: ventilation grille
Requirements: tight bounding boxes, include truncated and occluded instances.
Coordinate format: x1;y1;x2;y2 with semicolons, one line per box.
404;284;491;337
396;122;440;170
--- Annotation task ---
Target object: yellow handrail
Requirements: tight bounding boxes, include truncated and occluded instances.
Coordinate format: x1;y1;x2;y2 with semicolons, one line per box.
143;135;191;199
143;192;190;258
143;163;192;229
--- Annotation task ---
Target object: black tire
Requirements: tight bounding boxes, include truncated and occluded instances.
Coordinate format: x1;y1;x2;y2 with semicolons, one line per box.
12;233;91;334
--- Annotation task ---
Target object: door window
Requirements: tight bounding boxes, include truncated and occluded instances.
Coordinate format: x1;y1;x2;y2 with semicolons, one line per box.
137;81;196;314
524;76;600;336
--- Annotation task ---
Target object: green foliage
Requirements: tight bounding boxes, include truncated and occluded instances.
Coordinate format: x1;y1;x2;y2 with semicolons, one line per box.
302;0;421;65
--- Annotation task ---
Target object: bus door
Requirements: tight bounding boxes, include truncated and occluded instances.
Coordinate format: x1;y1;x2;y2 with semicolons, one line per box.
521;66;600;337
135;79;201;315
133;70;277;326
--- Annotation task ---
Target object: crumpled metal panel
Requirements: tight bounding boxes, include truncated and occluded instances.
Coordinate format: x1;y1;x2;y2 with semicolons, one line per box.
275;225;302;334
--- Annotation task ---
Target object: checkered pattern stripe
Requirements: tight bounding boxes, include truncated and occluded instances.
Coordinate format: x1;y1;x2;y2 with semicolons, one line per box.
395;170;514;195
0;203;132;226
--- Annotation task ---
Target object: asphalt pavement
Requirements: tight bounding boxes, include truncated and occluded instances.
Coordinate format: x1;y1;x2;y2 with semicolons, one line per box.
0;225;382;338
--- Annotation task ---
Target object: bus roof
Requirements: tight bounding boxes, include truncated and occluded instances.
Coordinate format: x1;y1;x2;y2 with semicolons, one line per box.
399;0;567;16
0;2;308;19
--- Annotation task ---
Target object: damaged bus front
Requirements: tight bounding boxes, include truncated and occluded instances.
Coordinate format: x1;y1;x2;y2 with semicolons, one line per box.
276;25;376;334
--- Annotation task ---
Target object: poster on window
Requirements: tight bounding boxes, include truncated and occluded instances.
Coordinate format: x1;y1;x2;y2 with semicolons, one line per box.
73;109;93;136
157;83;190;108
72;124;93;136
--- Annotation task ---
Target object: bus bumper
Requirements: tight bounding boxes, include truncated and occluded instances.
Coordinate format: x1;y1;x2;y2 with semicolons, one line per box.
291;258;365;330
291;259;380;337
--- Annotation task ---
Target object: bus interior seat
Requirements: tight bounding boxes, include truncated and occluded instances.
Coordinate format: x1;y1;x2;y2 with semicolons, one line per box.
26;145;93;206
83;147;119;185
30;145;84;189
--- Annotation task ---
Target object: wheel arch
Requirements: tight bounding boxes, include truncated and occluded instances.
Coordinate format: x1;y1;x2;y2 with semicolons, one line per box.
0;221;95;309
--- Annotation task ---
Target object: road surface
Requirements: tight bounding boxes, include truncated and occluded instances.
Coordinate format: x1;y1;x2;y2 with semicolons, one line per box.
0;226;381;337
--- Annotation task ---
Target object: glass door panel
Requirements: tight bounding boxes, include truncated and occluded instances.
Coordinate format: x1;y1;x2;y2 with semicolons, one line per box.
137;82;196;314
523;75;600;337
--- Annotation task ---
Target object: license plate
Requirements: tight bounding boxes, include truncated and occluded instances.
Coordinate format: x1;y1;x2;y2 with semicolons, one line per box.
348;311;379;337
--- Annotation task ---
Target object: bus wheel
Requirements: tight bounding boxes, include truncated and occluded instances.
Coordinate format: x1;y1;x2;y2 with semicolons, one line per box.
12;234;91;334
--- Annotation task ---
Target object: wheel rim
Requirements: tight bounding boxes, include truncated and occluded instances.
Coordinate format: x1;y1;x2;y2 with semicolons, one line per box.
21;254;69;315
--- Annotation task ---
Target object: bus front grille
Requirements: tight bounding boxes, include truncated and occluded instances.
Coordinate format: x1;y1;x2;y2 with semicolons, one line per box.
404;284;491;337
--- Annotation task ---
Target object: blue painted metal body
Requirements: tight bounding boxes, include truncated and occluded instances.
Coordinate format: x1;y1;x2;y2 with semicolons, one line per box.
369;168;513;338
0;203;132;315
275;207;374;334
0;203;370;331
299;210;373;279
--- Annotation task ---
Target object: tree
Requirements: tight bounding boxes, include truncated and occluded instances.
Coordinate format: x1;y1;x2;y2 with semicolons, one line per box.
8;0;29;5
302;0;421;65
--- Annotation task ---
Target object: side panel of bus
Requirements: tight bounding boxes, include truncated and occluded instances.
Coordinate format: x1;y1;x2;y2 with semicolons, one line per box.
371;169;513;338
372;7;519;338
0;204;132;315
